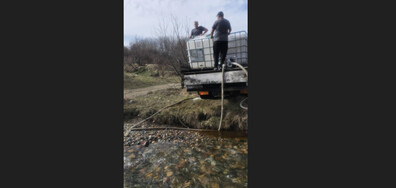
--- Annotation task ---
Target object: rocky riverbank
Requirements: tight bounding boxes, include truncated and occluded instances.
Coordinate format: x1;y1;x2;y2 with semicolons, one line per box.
124;129;209;147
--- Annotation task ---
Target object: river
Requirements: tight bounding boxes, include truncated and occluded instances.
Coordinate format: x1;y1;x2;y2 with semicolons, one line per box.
124;130;248;187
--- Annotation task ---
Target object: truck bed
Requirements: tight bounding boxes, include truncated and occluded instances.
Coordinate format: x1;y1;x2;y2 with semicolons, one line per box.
182;66;248;75
183;67;248;92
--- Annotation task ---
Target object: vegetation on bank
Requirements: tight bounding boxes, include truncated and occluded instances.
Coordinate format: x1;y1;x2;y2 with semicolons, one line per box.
124;88;248;131
124;64;179;89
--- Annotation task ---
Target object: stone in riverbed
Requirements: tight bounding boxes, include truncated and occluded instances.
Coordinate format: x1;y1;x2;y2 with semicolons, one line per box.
241;148;248;154
198;174;209;186
183;181;191;188
200;165;206;172
231;177;241;184
210;182;220;188
128;154;135;159
188;157;195;163
140;141;149;147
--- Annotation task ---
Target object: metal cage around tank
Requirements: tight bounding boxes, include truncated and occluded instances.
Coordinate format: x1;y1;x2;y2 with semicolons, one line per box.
186;31;248;70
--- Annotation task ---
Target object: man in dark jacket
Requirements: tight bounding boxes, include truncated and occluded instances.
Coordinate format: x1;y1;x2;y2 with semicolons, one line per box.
210;11;231;70
190;21;208;38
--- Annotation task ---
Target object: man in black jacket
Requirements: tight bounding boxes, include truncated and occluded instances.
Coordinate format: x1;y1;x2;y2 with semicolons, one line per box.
210;11;232;70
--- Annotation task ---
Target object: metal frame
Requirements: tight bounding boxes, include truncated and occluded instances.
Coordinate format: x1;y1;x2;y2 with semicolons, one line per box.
187;31;248;70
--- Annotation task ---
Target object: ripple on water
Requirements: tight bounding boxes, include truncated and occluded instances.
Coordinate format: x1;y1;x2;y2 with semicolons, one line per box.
124;131;248;187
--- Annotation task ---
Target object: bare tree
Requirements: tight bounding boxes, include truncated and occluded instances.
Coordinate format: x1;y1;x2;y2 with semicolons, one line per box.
123;15;193;88
155;15;191;88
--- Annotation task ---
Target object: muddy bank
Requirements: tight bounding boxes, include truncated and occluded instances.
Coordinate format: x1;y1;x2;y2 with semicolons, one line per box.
124;88;248;131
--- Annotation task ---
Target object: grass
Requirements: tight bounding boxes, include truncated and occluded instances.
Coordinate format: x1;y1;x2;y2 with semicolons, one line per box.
124;68;179;90
124;88;248;131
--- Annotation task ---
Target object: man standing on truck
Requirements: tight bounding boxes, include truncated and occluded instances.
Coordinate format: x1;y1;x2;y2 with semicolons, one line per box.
189;21;208;39
211;11;232;71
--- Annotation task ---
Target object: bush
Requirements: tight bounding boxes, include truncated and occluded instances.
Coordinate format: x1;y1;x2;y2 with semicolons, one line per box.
124;64;137;73
150;71;159;77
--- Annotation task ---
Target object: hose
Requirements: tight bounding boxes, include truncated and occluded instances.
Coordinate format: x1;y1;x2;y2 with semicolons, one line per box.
218;62;248;131
124;97;194;137
233;62;248;110
232;62;248;86
240;97;248;110
218;64;225;131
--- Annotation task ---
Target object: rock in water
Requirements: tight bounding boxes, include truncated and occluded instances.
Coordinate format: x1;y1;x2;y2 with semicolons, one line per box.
210;182;220;188
183;181;191;188
128;154;135;159
211;161;216;166
140;141;149;147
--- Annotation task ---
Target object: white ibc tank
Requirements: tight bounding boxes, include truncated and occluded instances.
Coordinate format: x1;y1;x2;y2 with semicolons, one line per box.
227;32;248;65
187;31;248;70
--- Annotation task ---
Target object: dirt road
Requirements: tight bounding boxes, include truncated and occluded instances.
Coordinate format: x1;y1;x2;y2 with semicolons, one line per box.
124;83;179;99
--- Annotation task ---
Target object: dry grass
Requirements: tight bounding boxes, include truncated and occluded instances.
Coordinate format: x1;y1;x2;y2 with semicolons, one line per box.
124;64;179;90
124;88;248;131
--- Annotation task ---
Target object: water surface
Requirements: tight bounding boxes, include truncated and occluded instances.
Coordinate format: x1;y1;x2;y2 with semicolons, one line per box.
124;131;248;187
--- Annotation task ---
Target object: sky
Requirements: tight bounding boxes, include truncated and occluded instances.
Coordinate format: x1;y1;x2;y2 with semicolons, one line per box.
124;0;248;46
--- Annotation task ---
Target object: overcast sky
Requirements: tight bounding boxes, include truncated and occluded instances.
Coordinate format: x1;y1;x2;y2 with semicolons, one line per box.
124;0;247;46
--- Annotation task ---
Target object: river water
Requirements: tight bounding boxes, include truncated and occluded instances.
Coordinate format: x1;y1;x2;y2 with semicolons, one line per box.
124;131;248;187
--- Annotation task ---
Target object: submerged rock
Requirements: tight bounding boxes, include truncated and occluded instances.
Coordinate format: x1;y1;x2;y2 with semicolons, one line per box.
140;141;149;147
211;161;216;166
183;181;191;188
127;154;135;159
210;182;220;188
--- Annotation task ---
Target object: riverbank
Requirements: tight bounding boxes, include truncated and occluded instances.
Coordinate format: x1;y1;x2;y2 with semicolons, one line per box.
124;88;248;131
124;123;247;146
